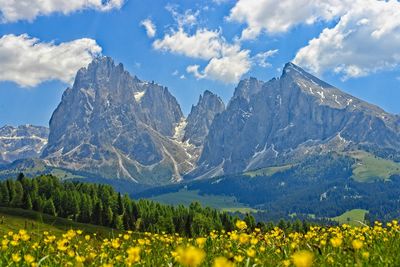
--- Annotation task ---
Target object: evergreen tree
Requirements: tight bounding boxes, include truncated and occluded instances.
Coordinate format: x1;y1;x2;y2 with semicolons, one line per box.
44;199;57;216
0;183;9;206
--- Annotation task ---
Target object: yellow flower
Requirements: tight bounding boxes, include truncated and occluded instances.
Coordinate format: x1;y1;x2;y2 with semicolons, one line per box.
362;252;370;259
352;239;363;250
12;253;21;263
111;239;120;249
234;255;244;263
283;259;291;267
292;250;314;267
196;237;207;248
239;233;249;244
235;220;247;230
330;237;343;248
76;255;85;263
85;235;91;241
213;256;234;267
175;246;205;267
246;248;256;258
24;254;35;264
57;239;69;251
126;246;141;265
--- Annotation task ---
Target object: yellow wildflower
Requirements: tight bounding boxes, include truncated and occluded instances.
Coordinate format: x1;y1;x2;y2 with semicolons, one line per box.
213;256;234;267
175;246;205;267
292;250;314;267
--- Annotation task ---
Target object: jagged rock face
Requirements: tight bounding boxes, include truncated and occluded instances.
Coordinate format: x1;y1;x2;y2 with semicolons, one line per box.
0;125;49;163
183;90;225;147
193;63;400;177
42;57;190;184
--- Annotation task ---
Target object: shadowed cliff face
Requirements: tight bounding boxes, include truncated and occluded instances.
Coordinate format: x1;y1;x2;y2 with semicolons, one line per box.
41;57;191;184
183;90;225;147
192;63;400;178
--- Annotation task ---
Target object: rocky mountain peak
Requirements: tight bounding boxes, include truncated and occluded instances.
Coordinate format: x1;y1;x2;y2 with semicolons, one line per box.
41;57;192;184
191;62;400;178
183;90;225;147
233;77;265;101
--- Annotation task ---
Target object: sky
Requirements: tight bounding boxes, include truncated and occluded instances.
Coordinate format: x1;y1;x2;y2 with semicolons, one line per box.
0;0;400;127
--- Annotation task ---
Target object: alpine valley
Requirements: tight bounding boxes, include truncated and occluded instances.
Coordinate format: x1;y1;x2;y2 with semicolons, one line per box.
2;57;400;222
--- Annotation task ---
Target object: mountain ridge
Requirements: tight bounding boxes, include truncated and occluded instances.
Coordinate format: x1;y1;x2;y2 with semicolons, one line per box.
1;57;399;188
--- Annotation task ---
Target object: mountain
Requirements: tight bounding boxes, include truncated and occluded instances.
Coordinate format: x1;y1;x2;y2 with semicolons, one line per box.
183;90;225;147
0;125;49;164
41;57;194;185
190;62;400;178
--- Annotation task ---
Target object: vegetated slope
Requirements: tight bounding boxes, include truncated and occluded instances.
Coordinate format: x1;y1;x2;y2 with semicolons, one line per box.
139;153;400;223
0;174;239;236
0;207;114;236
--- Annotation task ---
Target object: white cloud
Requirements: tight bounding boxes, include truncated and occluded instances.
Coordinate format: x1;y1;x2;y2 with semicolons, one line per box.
253;49;278;67
187;47;251;83
294;0;400;79
154;27;254;83
165;5;199;28
227;0;351;40
0;34;102;87
180;74;186;79
0;0;124;23
172;70;179;76
153;28;222;60
141;19;156;38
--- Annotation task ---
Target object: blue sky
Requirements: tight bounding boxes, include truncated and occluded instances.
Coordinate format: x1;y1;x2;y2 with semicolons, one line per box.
0;0;399;127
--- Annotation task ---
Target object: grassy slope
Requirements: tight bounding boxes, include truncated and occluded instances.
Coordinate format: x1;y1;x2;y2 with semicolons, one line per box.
149;189;257;213
348;151;400;182
244;165;293;177
332;209;368;226
0;207;116;237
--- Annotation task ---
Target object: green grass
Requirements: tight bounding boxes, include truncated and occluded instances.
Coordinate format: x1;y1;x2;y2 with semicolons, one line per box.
149;189;257;213
348;151;400;182
244;164;293;177
332;209;368;226
0;207;116;237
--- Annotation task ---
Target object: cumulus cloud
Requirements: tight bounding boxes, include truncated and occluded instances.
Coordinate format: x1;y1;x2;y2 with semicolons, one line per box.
0;0;124;23
0;34;102;87
294;0;400;79
227;0;351;40
153;28;222;60
141;19;156;38
154;27;256;83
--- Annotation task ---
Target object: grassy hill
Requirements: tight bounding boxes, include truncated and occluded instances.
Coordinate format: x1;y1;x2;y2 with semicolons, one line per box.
349;151;400;182
0;207;116;237
244;164;294;178
332;209;368;226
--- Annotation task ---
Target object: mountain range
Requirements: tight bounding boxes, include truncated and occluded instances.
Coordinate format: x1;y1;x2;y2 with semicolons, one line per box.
1;57;400;193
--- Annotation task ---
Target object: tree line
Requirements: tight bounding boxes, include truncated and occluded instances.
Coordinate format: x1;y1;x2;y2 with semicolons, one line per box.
0;174;248;236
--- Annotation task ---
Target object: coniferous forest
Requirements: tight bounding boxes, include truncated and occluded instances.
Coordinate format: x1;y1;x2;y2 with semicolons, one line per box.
0;173;242;236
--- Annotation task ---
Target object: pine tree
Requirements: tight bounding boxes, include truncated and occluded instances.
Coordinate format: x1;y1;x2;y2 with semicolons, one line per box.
22;193;33;210
0;183;9;206
44;199;57;216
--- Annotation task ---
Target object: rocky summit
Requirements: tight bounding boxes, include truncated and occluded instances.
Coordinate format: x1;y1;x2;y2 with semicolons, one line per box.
41;57;193;184
190;62;400;178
